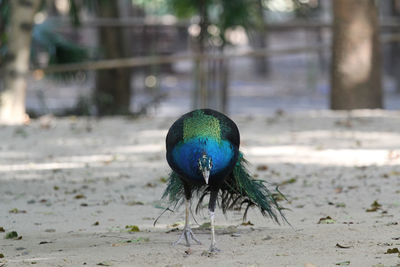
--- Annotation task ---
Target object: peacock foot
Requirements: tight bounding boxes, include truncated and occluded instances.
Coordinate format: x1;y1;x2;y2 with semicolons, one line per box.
173;227;202;247
209;243;221;253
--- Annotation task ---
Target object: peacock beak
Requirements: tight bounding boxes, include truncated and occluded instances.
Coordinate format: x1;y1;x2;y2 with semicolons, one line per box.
202;169;210;184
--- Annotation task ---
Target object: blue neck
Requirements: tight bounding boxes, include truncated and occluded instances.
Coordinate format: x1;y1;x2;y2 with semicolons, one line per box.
171;137;235;183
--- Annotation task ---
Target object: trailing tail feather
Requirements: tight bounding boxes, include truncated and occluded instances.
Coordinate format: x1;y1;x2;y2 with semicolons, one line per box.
220;153;288;224
162;171;185;208
162;152;288;224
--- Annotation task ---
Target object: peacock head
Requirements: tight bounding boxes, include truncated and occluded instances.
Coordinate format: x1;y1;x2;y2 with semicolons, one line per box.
198;152;213;184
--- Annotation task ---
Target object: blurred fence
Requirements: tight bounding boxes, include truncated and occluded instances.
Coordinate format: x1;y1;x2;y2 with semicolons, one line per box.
36;19;400;73
37;45;330;73
28;19;400;116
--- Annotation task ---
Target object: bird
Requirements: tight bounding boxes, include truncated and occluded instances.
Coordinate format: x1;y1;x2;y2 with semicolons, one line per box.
163;109;287;252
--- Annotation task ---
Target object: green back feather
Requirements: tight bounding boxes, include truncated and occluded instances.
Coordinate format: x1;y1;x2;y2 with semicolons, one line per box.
183;110;221;143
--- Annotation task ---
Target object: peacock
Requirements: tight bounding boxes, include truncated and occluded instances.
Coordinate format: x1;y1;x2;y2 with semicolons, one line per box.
163;109;287;252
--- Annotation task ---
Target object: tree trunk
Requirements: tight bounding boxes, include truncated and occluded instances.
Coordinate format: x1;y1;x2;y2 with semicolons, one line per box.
192;0;208;110
247;0;269;76
95;0;131;115
218;45;229;114
388;0;400;93
331;0;383;110
318;0;332;73
0;0;40;124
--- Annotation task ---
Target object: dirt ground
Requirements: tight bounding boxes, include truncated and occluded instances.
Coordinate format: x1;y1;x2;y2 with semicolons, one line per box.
1;110;400;267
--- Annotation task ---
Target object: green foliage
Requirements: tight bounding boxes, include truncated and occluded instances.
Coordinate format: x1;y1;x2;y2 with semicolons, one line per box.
69;0;81;27
5;231;18;239
129;0;320;48
217;0;252;30
166;0;199;18
0;0;10;65
166;0;254;45
132;0;169;16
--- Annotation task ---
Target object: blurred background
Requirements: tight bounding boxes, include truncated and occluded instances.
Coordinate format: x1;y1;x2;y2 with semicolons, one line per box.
0;0;399;123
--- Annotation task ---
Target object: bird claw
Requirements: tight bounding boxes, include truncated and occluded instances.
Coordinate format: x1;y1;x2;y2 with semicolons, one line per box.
209;243;221;253
173;227;202;247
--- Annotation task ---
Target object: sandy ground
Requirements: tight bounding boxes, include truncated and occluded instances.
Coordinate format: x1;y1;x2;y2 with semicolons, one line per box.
1;110;400;267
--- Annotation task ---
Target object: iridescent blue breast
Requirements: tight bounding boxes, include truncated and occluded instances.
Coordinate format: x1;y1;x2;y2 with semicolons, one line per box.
171;137;236;183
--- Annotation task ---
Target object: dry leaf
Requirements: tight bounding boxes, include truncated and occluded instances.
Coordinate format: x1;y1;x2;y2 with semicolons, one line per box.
125;225;140;232
5;231;18;239
335;187;343;193
384;248;399;254
145;182;157;188
166;227;179;233
241;221;254;226
335;261;350;266
97;262;111;266
366;200;381;212
184;248;192;255
9;208;27;214
159;177;168;183
198;222;211;229
271;193;286;202
336;243;352;249
256;165;268;171
318;216;336;224
279;178;297;186
126;201;144;206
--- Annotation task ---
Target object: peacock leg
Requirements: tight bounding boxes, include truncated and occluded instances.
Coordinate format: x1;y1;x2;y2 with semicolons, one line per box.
173;198;201;246
208;189;221;252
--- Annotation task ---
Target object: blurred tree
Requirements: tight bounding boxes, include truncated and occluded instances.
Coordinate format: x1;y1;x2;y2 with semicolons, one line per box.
94;0;131;115
167;0;253;113
0;0;40;124
292;0;321;18
214;0;256;112
0;0;10;64
331;0;382;109
247;0;269;76
0;0;90;122
386;0;400;93
393;1;400;93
